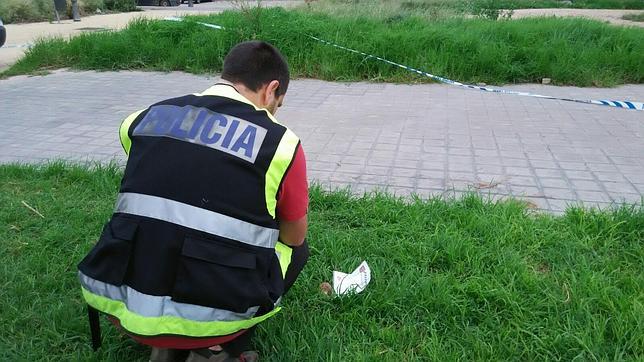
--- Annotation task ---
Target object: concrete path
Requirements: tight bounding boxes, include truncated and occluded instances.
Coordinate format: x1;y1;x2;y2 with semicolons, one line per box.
0;1;300;69
1;70;643;213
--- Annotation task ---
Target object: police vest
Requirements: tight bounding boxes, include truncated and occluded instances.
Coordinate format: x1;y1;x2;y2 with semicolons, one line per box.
77;84;300;339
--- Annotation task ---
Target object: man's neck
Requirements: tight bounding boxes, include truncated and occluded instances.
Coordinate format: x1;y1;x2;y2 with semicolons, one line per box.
218;79;262;108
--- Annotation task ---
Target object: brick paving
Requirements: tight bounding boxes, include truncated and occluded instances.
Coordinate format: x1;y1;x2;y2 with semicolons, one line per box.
1;70;643;212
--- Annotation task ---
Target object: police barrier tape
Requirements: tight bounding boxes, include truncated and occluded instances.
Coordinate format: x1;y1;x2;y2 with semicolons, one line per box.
164;17;644;111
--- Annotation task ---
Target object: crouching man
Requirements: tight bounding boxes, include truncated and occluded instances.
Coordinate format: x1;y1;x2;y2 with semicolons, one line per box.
77;41;309;362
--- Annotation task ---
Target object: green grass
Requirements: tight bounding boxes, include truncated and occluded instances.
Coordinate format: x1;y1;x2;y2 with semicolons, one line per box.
1;162;643;360
622;12;644;22
3;7;643;87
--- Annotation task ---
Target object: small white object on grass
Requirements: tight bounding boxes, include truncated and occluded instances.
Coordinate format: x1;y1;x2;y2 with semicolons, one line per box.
333;261;371;296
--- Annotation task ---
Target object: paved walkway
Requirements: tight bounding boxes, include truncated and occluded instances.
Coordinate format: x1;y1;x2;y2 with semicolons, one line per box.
1;70;643;212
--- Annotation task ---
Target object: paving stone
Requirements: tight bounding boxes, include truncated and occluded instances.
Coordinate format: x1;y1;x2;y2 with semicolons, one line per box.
448;171;475;181
501;158;529;167
543;187;576;200
475;156;502;165
565;170;595;180
394;159;420;169
417;178;444;189
603;182;638;194
419;169;446;179
474;149;499;157
576;191;612;203
367;158;394;167
449;162;474;172
530;159;559;169
608;193;642;204
508;176;539;187
308;170;332;181
623;171;644;184
540;178;570;189
593;172;627;182
504;166;532;176
476;172;506;182
631;184;644;194
610;156;642;166
476;164;505;174
341;156;368;165
337;163;365;174
447;148;471;156
570;180;604;191
558;161;588;171
510;185;543;197
420;160;445;170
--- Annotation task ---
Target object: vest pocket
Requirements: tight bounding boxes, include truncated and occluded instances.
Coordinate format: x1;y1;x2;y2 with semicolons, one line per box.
172;236;268;313
78;215;139;286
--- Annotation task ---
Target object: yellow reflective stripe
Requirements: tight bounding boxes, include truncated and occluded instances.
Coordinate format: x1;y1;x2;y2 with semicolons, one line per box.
81;287;280;337
275;241;293;278
265;129;299;218
119;109;145;155
197;85;281;124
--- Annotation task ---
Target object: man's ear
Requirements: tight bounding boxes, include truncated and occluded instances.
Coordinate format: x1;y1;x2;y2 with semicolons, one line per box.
264;80;280;104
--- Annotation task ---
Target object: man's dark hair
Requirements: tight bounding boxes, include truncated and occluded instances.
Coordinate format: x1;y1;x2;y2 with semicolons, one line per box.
222;41;290;96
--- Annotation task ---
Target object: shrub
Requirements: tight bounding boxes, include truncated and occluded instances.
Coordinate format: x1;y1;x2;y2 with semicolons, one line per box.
0;0;53;23
80;0;106;14
104;0;138;12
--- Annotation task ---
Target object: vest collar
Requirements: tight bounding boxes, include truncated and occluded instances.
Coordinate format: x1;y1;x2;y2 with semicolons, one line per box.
198;83;280;124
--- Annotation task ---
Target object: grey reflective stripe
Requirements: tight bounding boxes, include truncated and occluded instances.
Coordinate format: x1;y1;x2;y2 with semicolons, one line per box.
115;192;279;249
79;272;259;322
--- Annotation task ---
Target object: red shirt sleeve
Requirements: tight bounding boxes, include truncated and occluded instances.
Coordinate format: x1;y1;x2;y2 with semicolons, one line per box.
276;144;308;221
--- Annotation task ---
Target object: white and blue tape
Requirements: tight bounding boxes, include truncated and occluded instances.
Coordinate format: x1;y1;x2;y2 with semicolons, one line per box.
164;17;643;111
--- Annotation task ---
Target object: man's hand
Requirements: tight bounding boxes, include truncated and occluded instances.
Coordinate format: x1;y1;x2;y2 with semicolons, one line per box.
279;215;307;247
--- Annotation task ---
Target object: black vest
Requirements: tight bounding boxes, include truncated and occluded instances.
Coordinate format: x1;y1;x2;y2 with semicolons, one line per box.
78;84;300;337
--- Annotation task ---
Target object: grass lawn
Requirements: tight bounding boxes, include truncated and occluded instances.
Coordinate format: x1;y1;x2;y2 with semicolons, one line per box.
1;163;643;360
3;7;643;87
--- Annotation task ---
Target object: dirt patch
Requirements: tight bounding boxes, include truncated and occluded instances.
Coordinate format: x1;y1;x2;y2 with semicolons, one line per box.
511;9;644;28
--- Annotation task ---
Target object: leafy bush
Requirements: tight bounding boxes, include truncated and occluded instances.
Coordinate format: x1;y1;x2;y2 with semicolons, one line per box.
104;0;138;12
0;0;53;23
80;0;106;14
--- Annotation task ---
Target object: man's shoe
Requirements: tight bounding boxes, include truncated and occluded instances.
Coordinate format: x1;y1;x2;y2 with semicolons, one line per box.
186;349;258;362
238;351;259;362
150;347;190;362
